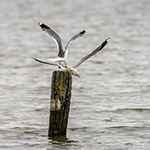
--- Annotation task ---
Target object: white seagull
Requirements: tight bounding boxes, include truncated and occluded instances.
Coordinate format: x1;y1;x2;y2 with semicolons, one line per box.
39;23;85;68
31;37;110;78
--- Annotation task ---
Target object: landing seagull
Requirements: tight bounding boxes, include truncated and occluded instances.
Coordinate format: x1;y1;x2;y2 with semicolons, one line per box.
65;37;110;77
31;37;110;78
39;23;85;68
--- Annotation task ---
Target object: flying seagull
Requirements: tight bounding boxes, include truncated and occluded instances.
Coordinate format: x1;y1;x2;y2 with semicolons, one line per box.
39;23;85;68
65;37;110;77
31;37;110;77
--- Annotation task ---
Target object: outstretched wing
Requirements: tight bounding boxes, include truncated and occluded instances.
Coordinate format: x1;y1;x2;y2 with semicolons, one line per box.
39;23;64;58
64;30;86;51
31;56;59;66
73;37;110;68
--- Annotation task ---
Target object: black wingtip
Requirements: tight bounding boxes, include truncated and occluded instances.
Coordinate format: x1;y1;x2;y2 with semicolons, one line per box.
80;30;86;35
107;37;110;42
38;22;50;30
100;37;110;49
30;56;36;61
30;56;34;59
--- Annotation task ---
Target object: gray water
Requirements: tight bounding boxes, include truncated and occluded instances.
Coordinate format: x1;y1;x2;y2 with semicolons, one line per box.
0;0;150;149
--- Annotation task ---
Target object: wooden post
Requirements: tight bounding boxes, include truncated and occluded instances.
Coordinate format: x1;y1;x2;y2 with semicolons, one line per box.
48;70;72;137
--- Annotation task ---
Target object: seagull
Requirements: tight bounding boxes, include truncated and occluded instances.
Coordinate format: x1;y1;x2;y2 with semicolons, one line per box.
64;37;110;77
39;23;85;68
31;37;110;78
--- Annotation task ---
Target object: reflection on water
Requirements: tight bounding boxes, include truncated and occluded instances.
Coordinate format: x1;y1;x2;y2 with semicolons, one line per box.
0;0;150;149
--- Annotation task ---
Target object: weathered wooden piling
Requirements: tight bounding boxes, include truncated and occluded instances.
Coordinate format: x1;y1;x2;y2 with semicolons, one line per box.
48;70;72;137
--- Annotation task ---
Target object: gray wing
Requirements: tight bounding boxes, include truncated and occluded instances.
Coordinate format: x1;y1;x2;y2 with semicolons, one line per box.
73;37;110;68
64;30;86;50
31;57;59;66
39;23;65;58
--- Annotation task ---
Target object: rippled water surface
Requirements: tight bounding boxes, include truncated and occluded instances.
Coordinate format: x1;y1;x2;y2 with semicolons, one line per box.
0;0;150;149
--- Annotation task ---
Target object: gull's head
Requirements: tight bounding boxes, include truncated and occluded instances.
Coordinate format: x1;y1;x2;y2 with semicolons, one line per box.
71;68;80;78
65;67;80;78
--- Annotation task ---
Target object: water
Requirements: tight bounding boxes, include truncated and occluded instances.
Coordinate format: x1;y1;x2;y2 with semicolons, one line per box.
0;0;150;149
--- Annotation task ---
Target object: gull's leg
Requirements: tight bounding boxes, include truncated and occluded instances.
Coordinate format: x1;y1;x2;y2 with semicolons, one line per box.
58;62;61;69
64;61;68;68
